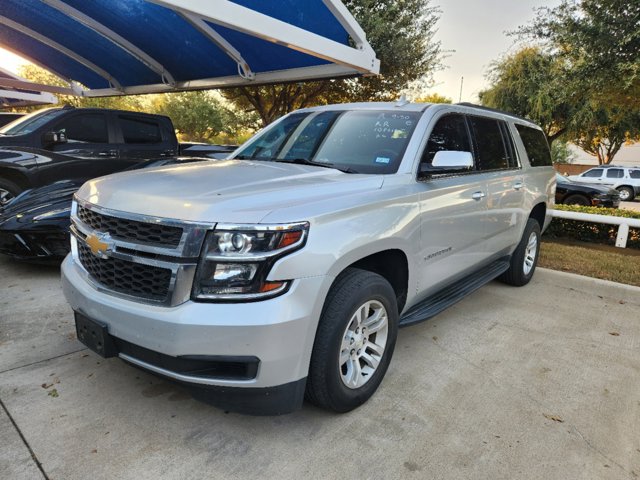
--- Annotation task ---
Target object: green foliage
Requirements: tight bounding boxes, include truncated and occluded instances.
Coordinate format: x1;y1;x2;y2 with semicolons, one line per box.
545;204;640;249
18;65;144;112
413;93;452;104
551;140;575;164
520;0;640;105
571;102;640;164
479;47;575;143
223;0;442;125
154;91;226;143
484;1;640;163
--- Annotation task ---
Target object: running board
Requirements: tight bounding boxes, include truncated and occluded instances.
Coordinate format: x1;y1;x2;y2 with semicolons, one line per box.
399;259;510;327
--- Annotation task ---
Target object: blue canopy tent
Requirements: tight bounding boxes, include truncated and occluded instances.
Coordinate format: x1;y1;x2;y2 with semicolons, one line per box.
0;0;379;98
0;67;57;107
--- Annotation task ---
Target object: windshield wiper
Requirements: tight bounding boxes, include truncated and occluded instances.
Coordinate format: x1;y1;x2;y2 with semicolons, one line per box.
273;158;357;174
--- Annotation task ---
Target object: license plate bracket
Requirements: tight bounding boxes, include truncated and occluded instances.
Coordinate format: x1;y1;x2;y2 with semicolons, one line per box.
75;312;117;358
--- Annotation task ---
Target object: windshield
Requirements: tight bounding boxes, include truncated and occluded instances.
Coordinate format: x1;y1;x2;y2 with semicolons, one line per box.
233;110;422;174
0;108;65;136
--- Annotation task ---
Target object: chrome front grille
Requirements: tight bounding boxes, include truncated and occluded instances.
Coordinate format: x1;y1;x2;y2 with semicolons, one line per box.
77;205;183;248
71;200;212;306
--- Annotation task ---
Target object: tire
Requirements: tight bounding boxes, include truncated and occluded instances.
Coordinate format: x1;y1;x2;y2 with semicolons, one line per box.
563;194;590;206
0;178;22;206
617;186;634;202
499;218;541;287
305;268;399;413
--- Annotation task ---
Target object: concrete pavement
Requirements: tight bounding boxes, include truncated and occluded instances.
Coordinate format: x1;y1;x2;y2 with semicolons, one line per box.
1;256;639;480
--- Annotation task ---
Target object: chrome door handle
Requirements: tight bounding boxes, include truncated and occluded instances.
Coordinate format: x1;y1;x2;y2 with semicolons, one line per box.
514;182;523;190
472;191;486;200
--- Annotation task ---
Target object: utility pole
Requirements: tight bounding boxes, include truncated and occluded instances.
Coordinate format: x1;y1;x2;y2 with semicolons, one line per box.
459;76;464;103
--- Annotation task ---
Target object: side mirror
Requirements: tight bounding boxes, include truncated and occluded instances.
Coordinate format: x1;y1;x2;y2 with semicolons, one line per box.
42;131;68;146
419;150;473;177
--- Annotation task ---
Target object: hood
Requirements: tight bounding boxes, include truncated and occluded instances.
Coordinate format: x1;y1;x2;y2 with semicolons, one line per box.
78;160;384;223
0;180;80;230
562;179;617;195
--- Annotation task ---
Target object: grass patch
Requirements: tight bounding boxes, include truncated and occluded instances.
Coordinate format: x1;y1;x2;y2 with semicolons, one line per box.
539;239;640;287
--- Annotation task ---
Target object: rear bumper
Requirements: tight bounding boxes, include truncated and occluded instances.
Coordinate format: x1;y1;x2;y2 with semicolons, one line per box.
61;254;333;413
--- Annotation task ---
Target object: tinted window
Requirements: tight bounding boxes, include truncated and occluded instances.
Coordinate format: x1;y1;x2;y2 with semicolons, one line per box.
421;114;471;164
515;124;551;167
630;169;640;179
56;114;108;143
119;116;161;144
469;116;510;170
0;109;66;136
582;169;603;178
606;168;624;178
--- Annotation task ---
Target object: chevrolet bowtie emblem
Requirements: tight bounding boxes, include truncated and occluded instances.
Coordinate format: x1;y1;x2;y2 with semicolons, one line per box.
86;232;113;259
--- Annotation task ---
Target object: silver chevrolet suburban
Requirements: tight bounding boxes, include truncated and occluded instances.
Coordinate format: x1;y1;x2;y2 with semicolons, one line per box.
61;102;555;414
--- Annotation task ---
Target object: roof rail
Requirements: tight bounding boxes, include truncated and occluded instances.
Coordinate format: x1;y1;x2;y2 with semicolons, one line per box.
455;102;533;123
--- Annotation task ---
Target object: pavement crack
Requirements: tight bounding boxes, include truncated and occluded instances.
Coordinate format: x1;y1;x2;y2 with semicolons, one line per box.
570;425;633;477
0;396;50;480
0;347;88;375
428;339;635;477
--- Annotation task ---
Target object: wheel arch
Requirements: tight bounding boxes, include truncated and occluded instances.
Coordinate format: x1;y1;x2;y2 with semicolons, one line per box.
0;167;31;190
529;201;547;230
348;249;409;314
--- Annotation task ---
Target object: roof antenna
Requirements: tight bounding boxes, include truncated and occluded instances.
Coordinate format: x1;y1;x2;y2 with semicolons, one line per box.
396;94;409;107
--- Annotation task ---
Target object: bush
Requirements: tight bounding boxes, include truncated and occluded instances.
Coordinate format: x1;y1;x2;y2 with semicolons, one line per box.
545;204;640;249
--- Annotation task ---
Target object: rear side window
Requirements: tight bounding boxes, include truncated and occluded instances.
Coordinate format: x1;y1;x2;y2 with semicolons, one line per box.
468;116;511;170
55;113;108;143
421;114;471;164
515;124;552;167
606;168;624;178
630;170;640;179
582;169;603;178
119;116;161;144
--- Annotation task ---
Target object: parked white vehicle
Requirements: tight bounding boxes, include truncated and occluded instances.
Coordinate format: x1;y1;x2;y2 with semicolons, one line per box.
568;166;640;201
62;102;555;414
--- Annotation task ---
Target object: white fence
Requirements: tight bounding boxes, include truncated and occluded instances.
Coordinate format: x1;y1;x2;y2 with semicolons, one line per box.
550;209;640;248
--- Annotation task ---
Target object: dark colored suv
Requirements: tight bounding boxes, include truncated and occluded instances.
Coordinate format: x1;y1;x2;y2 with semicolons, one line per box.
0;106;178;204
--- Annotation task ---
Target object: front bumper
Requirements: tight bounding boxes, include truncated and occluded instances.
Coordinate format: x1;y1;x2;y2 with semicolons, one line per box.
61;255;332;414
0;229;69;260
591;197;620;208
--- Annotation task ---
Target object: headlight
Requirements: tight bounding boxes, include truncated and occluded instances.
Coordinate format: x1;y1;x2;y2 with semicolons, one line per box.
192;222;309;301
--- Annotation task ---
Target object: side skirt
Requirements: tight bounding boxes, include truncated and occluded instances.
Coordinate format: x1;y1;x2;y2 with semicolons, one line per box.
399;257;510;327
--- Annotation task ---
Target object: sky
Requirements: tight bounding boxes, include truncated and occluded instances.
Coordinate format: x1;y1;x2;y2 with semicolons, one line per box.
428;0;561;102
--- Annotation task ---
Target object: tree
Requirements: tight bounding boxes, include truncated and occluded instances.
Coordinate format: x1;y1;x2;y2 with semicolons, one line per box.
572;103;640;164
18;65;144;111
519;0;640;108
509;0;640;163
223;0;442;126
550;140;575;164
479;47;576;143
414;93;452;104
154;91;226;143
